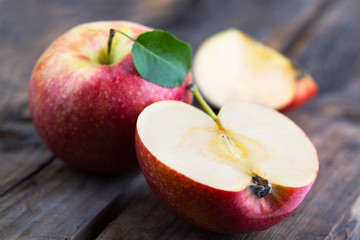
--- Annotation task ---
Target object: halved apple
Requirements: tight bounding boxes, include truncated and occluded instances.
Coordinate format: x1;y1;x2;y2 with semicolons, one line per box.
136;100;318;233
193;28;318;111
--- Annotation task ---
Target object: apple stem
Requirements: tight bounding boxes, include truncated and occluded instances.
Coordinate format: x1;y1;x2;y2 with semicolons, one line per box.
187;84;218;122
107;29;138;64
107;29;116;64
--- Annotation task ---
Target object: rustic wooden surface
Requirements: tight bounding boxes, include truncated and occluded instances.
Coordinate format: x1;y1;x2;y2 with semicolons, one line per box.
1;0;360;239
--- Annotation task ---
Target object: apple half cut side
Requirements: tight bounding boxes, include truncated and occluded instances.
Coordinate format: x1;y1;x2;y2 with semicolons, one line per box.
136;100;318;233
193;28;318;111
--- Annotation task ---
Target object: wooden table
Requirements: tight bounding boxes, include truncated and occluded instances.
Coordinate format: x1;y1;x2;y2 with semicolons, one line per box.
1;0;360;239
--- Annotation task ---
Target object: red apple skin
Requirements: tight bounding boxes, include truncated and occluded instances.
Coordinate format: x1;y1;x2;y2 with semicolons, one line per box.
135;130;317;233
29;21;192;175
280;75;318;112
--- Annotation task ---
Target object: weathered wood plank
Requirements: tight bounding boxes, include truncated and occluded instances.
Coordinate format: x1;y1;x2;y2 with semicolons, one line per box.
0;161;147;240
288;0;360;93
0;122;52;196
163;0;327;52
96;190;226;240
325;194;360;240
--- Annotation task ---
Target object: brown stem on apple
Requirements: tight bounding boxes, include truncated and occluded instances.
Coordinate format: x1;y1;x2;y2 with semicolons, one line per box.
248;176;271;198
107;29;116;64
106;29;138;65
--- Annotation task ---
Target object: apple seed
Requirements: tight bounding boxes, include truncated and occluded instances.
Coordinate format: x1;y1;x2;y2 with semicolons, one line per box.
248;176;272;198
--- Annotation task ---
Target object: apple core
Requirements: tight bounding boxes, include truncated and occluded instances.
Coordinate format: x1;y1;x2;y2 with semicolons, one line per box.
216;127;273;198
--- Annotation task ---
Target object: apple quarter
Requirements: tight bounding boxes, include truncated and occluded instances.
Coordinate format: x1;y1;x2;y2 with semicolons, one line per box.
193;28;318;111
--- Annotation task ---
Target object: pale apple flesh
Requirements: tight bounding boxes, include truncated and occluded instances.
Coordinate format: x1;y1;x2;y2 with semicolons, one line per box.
136;101;318;233
193;28;318;110
29;21;192;174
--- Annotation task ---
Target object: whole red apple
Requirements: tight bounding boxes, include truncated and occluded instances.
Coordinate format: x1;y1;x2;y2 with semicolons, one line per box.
135;99;318;233
29;21;192;174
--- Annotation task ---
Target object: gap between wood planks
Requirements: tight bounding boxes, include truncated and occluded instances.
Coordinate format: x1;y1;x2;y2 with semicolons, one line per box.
71;176;149;240
325;194;360;239
0;155;55;197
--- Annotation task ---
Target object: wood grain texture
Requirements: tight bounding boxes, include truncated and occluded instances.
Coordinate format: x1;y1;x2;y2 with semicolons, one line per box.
0;122;52;196
325;194;360;240
96;191;227;240
0;161;147;240
162;0;326;52
289;0;360;93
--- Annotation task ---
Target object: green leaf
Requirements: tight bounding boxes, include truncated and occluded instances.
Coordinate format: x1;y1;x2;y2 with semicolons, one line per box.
130;30;192;88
